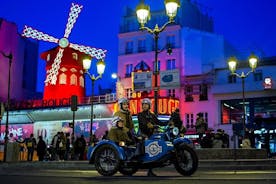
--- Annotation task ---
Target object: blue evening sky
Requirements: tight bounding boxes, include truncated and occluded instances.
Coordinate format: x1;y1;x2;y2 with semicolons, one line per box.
0;0;275;95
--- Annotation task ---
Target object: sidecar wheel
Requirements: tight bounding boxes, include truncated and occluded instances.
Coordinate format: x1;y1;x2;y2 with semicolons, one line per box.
94;144;120;176
118;166;138;176
174;144;198;176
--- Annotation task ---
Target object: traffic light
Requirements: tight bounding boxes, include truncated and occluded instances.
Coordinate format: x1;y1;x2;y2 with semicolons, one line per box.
71;95;78;111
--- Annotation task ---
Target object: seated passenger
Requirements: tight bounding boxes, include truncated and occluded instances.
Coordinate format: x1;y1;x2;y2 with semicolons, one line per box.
108;116;133;146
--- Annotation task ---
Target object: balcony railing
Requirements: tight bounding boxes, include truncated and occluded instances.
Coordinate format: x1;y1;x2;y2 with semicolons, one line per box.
8;93;117;110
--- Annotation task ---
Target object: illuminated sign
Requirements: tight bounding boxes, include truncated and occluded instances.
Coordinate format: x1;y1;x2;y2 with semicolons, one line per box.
263;77;272;89
114;96;179;115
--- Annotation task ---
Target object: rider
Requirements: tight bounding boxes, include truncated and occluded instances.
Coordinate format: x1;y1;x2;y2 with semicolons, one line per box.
137;98;160;176
114;97;134;136
108;116;133;146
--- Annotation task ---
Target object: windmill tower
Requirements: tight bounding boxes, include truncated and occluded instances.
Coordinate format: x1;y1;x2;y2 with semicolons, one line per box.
22;3;106;100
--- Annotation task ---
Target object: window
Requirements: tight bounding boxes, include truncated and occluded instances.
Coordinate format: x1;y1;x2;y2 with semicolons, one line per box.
125;64;133;78
70;74;77;85
199;84;208;101
166;59;176;70
79;76;84;87
228;74;236;83
185;113;194;129
138;39;146;52
254;70;263;81
126;88;133;98
166;35;175;48
185;85;194;102
168;89;176;97
47;54;50;61
59;73;67;84
125;41;133;54
152;60;160;72
72;53;78;60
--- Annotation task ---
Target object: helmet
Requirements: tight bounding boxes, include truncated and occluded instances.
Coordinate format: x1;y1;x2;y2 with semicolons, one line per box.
141;98;151;107
118;97;129;105
118;97;129;111
112;116;123;127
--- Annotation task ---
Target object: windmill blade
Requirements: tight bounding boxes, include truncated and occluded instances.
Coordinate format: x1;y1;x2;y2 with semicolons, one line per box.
69;43;106;60
22;26;59;43
45;48;64;85
64;3;83;38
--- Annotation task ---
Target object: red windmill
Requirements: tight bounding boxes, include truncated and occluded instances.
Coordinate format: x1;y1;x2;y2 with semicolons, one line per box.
22;3;106;100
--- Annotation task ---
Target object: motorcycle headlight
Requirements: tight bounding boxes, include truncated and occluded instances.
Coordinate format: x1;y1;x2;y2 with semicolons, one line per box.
172;127;179;136
119;141;125;147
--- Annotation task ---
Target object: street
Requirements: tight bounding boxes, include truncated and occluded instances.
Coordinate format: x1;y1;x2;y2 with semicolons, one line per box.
1;168;276;184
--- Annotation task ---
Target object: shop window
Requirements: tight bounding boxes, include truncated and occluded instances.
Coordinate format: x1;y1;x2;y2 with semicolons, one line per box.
59;73;67;84
70;74;77;85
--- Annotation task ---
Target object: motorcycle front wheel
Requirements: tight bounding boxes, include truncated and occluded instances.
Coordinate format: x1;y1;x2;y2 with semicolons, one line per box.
174;143;198;176
94;144;120;176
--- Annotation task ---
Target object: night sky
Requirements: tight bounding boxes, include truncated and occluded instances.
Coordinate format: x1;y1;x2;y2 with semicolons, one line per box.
0;0;275;95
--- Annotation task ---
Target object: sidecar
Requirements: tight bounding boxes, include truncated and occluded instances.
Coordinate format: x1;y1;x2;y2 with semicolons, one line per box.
88;131;198;176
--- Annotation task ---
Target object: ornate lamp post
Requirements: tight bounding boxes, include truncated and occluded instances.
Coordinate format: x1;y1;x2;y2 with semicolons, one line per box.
83;58;105;144
0;51;12;162
136;0;180;115
228;54;258;135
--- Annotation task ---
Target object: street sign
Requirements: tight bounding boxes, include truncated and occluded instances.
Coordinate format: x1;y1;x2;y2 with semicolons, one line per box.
160;69;180;89
133;72;153;91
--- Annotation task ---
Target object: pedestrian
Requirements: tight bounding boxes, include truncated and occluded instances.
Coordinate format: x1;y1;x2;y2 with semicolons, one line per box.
195;113;207;142
51;132;60;160
36;136;47;161
137;98;161;176
58;132;66;161
169;108;186;135
75;135;86;160
25;133;37;161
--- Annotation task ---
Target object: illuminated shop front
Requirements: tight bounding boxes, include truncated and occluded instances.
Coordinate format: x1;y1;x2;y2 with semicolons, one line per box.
0;96;179;144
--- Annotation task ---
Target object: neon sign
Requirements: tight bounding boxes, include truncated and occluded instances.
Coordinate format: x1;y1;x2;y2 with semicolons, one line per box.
114;97;179;115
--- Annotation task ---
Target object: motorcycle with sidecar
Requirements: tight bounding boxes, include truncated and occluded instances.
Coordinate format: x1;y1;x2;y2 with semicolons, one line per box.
87;124;198;176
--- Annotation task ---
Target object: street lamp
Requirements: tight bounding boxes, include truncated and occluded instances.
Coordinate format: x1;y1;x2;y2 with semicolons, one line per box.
228;54;258;135
136;0;180;115
83;58;105;143
0;51;12;162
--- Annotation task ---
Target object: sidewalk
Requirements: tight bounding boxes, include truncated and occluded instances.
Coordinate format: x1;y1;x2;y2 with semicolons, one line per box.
1;159;276;171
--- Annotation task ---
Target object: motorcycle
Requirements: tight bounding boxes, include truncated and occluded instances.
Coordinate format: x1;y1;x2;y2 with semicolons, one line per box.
87;124;198;176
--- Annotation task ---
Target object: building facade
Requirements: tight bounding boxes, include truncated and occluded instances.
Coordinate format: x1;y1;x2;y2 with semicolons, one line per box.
117;0;276;146
0;18;40;102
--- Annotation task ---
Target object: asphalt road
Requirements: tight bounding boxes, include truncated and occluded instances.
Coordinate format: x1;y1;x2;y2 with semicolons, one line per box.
1;169;276;184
